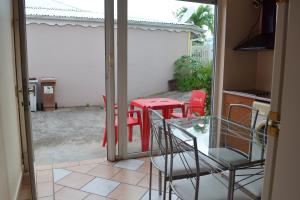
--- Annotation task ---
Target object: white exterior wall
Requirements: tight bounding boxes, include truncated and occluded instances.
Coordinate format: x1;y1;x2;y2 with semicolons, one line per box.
26;24;189;107
0;0;23;199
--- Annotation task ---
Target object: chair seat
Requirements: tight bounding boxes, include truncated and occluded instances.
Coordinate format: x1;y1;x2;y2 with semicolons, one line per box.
152;152;216;177
172;174;252;200
224;168;263;199
208;148;249;166
114;117;139;126
127;116;140;125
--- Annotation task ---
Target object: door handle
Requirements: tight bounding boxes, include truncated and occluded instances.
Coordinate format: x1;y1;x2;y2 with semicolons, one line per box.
28;86;36;96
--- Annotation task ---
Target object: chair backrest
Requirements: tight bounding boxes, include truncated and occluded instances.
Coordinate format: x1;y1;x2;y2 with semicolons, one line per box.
227;104;259;130
255;117;269;160
149;109;168;159
188;90;207;116
167;121;201;200
226;104;259;160
102;95;107;107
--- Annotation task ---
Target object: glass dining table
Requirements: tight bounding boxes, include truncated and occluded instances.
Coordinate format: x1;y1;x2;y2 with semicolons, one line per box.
167;116;267;200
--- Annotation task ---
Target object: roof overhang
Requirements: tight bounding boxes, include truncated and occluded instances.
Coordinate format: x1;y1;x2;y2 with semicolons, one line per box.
26;15;205;34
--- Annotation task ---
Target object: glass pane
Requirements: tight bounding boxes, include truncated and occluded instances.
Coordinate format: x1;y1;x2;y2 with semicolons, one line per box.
127;0;216;155
168;116;268;168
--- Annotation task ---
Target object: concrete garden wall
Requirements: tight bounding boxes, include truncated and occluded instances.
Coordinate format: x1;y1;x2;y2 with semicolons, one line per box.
26;24;189;107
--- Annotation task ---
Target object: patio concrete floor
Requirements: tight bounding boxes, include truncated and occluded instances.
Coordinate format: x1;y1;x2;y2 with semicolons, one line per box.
32;91;191;165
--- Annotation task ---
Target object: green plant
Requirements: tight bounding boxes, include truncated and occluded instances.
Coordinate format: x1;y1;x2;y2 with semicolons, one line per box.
188;5;214;33
174;56;213;115
175;5;214;43
175;5;214;33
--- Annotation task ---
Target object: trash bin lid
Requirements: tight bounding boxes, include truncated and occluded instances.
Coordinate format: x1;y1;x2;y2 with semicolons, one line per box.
40;77;56;83
29;79;38;83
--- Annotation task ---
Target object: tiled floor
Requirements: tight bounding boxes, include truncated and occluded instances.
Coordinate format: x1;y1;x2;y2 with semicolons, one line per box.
29;157;178;200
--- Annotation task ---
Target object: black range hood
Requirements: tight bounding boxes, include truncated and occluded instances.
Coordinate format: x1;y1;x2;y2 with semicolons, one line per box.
234;0;277;51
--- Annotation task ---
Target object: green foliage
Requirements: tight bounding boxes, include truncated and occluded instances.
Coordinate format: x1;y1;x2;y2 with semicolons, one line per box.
175;5;214;43
175;7;188;21
174;56;213;115
188;5;214;33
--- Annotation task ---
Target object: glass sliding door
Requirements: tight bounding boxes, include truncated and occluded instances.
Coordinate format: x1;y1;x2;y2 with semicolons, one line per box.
113;0;217;158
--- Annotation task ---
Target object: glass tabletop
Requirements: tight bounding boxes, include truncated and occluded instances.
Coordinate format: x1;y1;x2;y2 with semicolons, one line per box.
167;116;268;170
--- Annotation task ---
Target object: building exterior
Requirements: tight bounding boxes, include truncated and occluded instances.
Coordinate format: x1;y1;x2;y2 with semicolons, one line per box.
25;0;202;107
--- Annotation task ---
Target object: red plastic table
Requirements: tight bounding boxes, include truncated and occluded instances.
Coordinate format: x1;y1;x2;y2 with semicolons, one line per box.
130;98;185;151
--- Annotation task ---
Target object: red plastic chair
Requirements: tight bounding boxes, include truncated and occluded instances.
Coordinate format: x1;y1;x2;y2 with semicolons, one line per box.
171;90;207;118
102;95;143;147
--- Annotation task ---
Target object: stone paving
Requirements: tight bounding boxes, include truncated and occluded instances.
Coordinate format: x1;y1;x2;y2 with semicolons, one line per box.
31;91;192;165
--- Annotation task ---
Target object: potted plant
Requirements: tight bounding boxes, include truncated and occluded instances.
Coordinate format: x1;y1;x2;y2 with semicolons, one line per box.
168;79;177;91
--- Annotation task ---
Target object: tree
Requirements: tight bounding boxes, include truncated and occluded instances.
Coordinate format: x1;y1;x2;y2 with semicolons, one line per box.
175;7;188;21
175;5;214;33
188;5;214;33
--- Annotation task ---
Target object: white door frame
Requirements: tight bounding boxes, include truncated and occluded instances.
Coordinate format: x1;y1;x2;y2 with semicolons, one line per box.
13;0;30;172
262;2;289;199
105;0;117;161
13;0;37;199
114;0;218;158
117;0;129;160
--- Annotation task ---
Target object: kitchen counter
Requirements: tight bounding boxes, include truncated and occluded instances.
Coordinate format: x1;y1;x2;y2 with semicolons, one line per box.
223;90;271;103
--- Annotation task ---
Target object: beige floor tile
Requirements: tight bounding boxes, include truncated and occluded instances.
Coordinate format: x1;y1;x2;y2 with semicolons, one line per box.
111;169;146;185
137;157;150;162
85;194;112;200
53;161;80;168
79;158;106;165
140;189;178;200
67;164;97;173
38;196;53;200
55;187;89;200
57;172;94;189
36;170;53;183
54;184;64;192
113;159;144;170
137;162;159;176
53;162;68;168
137;174;160;190
37;182;53;198
100;160;117;167
35;164;53;171
108;184;147;200
87;164;121;179
79;158;116;167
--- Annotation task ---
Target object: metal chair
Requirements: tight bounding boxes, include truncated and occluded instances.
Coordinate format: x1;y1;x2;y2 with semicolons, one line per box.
227;104;259;130
221;105;263;200
148;109;212;200
207;104;259;177
226;166;264;200
225;104;259;160
230;118;269;200
167;121;252;200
